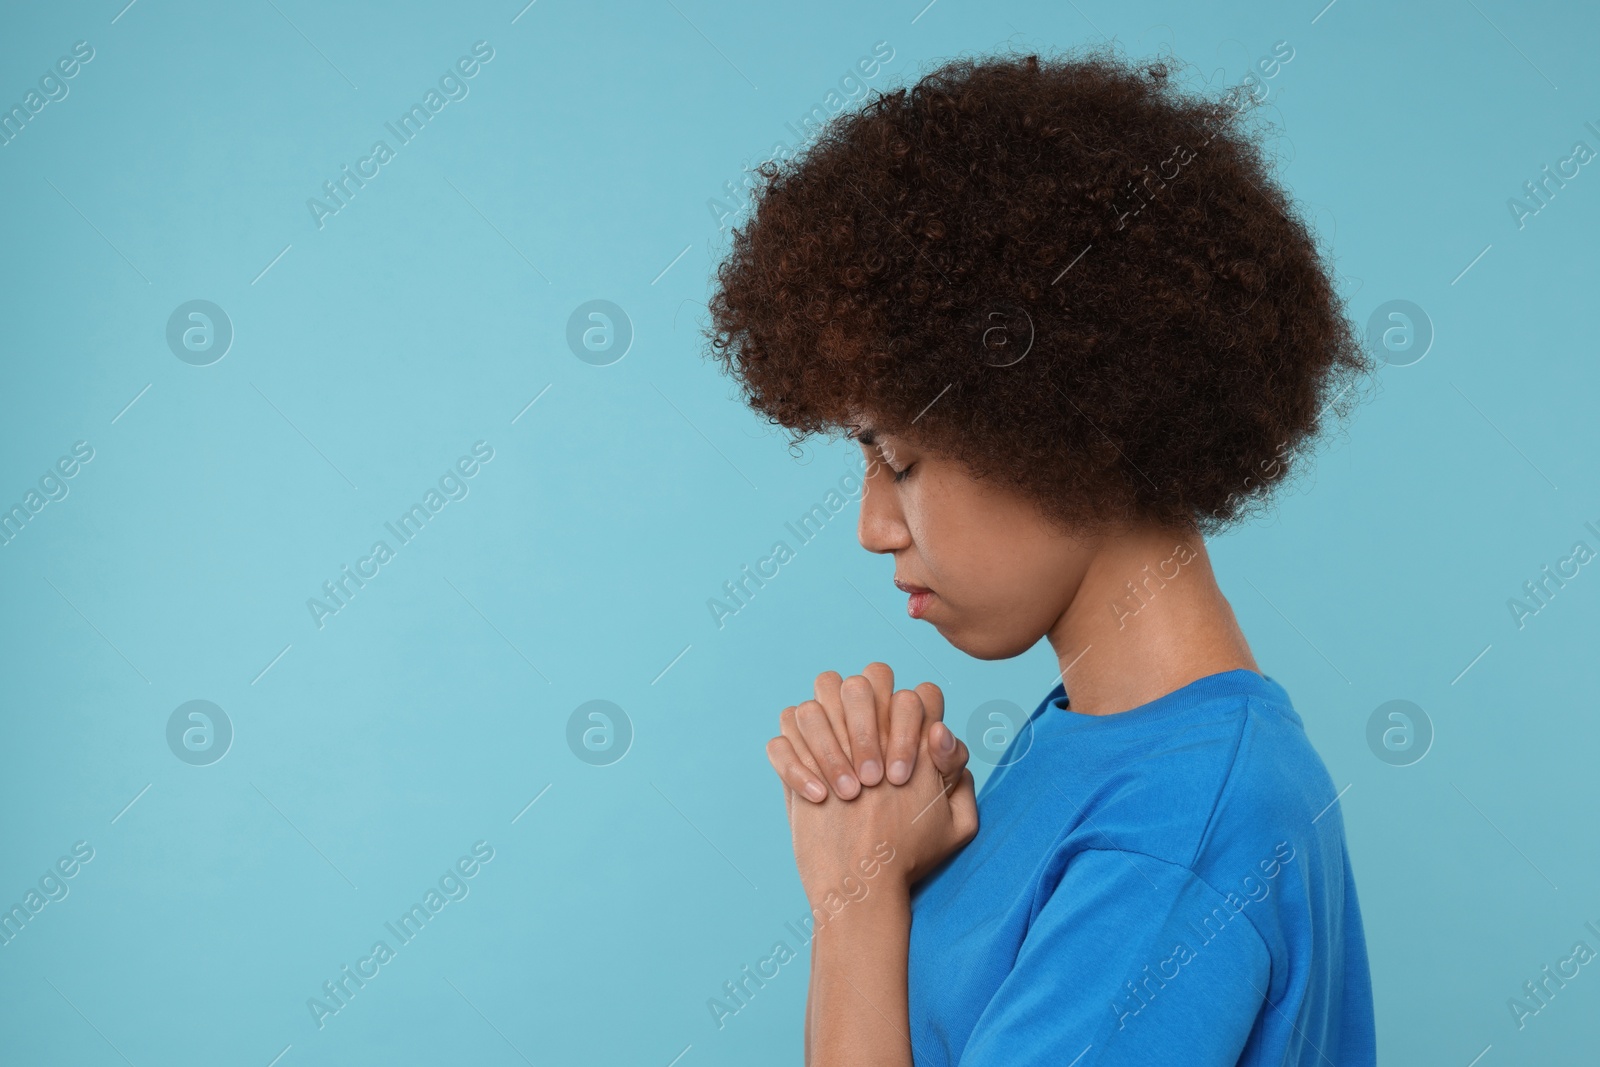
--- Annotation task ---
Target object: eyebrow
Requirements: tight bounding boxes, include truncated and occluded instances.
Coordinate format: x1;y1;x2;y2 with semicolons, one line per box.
850;427;878;446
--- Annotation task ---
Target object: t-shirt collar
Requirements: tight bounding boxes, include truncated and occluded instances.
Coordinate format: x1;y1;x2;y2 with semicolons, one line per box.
1041;667;1292;726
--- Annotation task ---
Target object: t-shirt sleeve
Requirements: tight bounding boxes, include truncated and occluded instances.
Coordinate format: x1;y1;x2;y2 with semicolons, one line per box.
952;848;1271;1067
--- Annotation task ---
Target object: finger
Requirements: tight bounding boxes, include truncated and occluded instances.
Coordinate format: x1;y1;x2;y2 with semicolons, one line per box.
884;688;925;785
797;699;861;799
778;706;825;779
929;720;971;781
948;768;979;844
779;708;837;802
767;735;830;803
780;707;836;803
812;671;852;763
904;681;946;785
841;675;886;786
860;661;896;774
861;661;896;737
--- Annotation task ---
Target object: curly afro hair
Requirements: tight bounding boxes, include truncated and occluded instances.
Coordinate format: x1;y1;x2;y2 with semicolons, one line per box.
702;45;1373;535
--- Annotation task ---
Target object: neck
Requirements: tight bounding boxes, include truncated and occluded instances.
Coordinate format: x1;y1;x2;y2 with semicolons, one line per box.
1046;523;1258;715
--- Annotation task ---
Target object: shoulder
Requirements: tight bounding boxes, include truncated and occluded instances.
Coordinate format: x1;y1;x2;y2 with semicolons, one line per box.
1061;687;1337;873
1211;693;1342;836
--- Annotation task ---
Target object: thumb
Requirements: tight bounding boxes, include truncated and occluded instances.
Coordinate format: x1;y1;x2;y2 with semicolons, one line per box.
930;721;969;781
948;769;979;843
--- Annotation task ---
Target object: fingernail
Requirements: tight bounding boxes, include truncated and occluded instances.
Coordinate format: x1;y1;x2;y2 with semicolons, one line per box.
860;759;882;783
938;726;955;753
888;760;910;784
836;774;858;796
805;781;827;802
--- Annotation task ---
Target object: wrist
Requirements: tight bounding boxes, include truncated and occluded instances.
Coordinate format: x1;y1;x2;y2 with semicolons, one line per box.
807;880;913;1067
813;905;910;974
809;875;910;939
801;840;910;919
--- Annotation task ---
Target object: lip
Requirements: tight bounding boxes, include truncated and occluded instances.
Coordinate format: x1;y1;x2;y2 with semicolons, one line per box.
893;577;935;619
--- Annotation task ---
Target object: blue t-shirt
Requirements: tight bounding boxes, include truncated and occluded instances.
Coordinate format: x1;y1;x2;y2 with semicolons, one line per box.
906;669;1376;1066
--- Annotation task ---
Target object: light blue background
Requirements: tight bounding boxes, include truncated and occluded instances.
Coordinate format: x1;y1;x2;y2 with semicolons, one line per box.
1;0;1596;1064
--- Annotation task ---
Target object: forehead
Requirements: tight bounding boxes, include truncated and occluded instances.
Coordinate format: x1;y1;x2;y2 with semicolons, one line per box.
843;410;883;445
849;425;916;455
844;410;920;454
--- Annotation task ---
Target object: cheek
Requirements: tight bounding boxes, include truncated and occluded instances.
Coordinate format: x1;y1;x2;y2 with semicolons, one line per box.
959;555;1080;656
899;470;1075;649
908;485;1017;598
915;526;1052;637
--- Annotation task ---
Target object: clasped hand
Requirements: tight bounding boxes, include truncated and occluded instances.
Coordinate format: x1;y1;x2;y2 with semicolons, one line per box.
766;663;979;911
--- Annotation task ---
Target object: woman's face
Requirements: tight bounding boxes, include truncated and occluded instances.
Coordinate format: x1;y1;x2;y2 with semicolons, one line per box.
853;425;1100;660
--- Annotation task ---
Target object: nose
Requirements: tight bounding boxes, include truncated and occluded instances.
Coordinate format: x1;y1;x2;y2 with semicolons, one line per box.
856;452;910;555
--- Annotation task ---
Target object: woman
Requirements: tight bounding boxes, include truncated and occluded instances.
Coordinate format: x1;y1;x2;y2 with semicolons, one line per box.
704;47;1376;1065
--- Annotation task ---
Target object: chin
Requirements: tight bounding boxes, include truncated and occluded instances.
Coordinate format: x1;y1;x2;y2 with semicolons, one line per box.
936;622;1039;662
